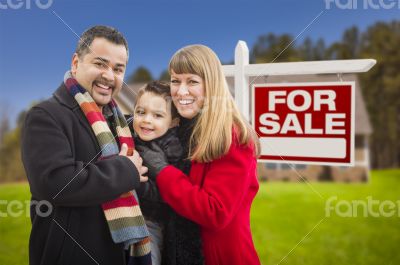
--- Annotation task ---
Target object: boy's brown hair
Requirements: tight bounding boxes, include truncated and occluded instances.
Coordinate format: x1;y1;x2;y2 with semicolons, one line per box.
135;81;179;119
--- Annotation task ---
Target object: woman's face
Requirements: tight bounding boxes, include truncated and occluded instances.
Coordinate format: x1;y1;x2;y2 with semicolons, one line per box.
170;70;205;119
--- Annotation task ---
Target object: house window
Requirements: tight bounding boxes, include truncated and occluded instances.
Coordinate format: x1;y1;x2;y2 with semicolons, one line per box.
265;163;277;170
355;136;364;148
281;163;292;170
295;164;307;170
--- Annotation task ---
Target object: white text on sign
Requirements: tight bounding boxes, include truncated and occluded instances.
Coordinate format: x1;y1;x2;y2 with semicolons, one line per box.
259;89;346;135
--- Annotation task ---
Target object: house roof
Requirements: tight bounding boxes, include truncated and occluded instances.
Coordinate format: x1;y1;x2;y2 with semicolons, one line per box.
114;82;145;114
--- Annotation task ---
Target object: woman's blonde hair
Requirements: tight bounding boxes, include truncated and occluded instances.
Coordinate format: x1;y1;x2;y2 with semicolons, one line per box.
169;44;260;163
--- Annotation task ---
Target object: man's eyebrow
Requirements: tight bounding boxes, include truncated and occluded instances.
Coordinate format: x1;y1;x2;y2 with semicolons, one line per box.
93;57;109;63
93;57;125;68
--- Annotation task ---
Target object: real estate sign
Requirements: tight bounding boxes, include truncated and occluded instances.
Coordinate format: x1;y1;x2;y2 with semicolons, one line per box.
252;82;355;166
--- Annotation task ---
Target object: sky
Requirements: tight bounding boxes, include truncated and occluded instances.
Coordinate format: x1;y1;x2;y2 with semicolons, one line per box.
0;0;398;126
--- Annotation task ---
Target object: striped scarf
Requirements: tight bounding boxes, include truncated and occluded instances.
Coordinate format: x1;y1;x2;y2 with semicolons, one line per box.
64;71;151;265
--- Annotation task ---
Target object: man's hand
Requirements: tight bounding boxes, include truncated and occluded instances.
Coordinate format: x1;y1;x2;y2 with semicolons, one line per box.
119;144;148;182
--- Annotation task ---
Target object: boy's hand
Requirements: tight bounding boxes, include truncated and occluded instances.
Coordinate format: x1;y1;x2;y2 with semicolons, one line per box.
135;142;169;179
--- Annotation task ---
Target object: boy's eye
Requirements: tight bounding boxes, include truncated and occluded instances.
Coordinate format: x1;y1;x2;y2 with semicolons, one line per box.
155;114;163;118
189;80;198;84
171;79;179;84
135;110;145;115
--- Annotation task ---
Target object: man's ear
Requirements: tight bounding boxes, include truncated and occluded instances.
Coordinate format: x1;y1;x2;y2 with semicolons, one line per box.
71;53;79;75
170;117;180;128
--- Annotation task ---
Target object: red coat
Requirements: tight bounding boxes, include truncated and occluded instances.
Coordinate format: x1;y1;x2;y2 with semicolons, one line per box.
156;138;261;265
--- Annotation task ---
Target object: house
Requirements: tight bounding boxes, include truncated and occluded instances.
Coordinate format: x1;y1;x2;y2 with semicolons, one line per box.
114;82;145;114
115;73;372;182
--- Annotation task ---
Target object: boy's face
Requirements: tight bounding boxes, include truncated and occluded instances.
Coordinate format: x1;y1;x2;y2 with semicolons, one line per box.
133;92;174;141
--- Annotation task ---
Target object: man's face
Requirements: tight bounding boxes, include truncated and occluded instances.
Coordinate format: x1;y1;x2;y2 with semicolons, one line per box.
71;38;127;107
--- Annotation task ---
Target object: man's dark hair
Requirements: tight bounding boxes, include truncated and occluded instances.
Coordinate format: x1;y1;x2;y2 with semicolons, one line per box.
75;25;129;59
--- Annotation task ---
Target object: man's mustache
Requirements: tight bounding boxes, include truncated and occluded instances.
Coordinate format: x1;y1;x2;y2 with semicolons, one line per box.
94;78;115;88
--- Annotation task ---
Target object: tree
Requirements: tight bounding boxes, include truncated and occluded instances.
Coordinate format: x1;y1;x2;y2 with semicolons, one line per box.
0;126;25;182
0;105;33;182
0;103;10;146
159;70;170;81
343;26;360;58
251;33;301;63
326;26;360;59
299;37;314;61
127;66;153;83
358;21;400;168
313;38;327;60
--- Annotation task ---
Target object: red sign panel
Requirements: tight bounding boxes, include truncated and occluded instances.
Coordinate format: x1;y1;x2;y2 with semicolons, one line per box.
252;82;355;165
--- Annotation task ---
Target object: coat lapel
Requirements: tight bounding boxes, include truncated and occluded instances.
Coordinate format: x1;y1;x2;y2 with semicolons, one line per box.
53;83;101;153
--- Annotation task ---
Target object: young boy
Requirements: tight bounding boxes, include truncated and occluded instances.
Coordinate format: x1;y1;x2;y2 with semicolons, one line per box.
132;81;181;265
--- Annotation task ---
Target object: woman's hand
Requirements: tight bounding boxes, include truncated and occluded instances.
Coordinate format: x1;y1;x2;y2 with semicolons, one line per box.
136;142;169;180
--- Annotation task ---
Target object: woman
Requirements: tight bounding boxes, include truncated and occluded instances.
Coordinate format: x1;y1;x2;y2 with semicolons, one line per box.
140;44;261;265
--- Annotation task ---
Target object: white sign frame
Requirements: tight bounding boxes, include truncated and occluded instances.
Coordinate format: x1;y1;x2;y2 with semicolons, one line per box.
251;81;355;166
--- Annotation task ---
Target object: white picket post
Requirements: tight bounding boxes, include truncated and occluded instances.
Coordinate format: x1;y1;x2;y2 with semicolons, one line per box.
234;41;250;121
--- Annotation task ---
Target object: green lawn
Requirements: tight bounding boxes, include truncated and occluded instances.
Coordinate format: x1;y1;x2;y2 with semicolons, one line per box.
252;169;400;265
1;169;400;265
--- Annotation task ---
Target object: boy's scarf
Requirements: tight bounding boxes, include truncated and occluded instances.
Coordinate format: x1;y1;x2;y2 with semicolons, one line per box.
64;71;151;265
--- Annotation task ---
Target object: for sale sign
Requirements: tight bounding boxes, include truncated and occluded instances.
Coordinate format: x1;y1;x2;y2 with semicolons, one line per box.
252;82;355;166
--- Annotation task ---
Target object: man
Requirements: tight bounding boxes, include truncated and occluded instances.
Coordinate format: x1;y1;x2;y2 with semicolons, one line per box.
21;25;148;265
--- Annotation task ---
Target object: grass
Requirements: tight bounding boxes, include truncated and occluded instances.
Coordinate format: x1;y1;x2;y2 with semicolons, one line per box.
251;169;400;265
0;182;31;265
1;169;400;265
